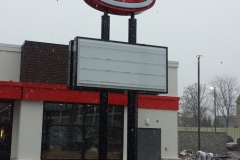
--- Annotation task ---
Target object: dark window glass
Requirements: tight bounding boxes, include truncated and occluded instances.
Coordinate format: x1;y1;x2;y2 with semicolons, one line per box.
0;102;13;160
85;127;99;159
108;127;123;151
107;106;123;159
44;103;83;126
42;103;123;160
85;105;99;126
42;103;83;160
108;106;124;127
0;103;12;123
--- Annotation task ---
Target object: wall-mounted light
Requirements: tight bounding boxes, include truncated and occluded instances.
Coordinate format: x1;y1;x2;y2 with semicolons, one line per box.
0;129;4;138
145;118;149;125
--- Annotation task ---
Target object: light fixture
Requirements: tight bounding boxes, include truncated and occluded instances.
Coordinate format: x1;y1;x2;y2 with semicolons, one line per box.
210;86;214;90
145;118;149;125
0;129;4;138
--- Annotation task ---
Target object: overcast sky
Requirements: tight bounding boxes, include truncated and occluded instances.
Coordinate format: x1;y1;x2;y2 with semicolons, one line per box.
1;0;240;96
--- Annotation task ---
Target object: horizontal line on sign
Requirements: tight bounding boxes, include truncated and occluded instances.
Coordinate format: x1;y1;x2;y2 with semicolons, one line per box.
79;68;166;77
80;56;166;66
79;80;165;88
80;44;166;56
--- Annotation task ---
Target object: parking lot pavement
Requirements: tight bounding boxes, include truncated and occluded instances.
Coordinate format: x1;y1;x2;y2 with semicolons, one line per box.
228;150;240;159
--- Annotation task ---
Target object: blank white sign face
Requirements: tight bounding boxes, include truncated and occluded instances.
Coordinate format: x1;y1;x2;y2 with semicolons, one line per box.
76;38;167;93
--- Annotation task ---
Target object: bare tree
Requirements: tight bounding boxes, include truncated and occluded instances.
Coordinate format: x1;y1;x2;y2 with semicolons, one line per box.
210;75;240;128
179;83;209;127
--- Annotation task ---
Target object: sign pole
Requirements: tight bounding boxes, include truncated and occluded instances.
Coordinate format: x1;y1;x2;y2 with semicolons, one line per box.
99;9;110;160
127;12;138;160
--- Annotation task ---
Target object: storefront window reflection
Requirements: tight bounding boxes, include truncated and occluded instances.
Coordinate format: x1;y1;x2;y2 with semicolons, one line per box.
41;103;123;160
85;127;99;159
42;103;83;159
0;102;13;160
0;103;12;123
107;106;124;159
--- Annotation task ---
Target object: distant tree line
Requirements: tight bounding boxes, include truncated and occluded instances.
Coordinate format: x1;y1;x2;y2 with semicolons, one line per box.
179;75;240;128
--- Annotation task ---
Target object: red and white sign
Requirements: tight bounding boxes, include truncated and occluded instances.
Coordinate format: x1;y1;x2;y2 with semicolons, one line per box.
84;0;156;15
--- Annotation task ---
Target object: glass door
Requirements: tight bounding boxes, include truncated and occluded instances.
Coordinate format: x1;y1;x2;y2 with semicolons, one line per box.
0;102;13;160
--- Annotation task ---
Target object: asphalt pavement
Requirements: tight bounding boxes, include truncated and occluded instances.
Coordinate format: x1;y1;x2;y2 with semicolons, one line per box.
228;150;240;159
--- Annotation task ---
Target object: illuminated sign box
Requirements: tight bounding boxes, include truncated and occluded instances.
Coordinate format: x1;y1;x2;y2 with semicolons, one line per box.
72;37;168;93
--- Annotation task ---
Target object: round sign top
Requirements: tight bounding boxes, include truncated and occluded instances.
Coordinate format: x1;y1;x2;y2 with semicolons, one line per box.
84;0;156;16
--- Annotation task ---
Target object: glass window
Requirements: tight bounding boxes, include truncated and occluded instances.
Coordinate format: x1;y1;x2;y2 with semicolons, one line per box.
0;103;12;123
44;103;83;126
42;103;83;160
85;105;99;126
107;106;123;159
42;103;123;160
85;127;99;159
0;102;13;160
108;106;124;127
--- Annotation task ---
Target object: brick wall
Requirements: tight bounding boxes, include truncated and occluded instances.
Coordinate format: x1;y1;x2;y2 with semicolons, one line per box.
178;131;227;155
20;41;68;84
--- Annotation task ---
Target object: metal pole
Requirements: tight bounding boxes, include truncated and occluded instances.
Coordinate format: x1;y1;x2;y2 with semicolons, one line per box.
197;55;202;151
101;9;110;41
214;87;216;132
127;12;138;160
99;9;110;160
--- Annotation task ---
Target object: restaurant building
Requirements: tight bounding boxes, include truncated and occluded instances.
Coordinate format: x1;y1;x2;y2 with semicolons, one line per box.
0;41;180;160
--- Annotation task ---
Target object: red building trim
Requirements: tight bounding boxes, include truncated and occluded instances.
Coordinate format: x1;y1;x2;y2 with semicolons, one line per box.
108;93;127;106
0;81;179;110
0;85;22;100
23;88;100;104
138;94;179;110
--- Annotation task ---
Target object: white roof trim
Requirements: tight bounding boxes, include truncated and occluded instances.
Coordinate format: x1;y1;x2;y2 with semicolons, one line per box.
168;61;179;68
0;43;21;53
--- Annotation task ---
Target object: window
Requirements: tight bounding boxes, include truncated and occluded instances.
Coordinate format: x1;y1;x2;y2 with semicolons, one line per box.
42;103;83;159
0;102;13;160
107;106;124;158
41;103;123;160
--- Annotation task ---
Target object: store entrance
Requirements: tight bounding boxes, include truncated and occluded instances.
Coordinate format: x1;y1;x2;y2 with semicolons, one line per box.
0;102;13;160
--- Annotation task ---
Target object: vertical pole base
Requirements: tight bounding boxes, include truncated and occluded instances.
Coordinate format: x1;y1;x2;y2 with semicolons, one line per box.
127;91;138;160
